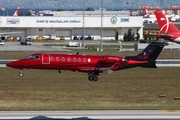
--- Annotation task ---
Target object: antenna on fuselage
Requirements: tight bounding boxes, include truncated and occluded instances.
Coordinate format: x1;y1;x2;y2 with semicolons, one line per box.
76;52;79;55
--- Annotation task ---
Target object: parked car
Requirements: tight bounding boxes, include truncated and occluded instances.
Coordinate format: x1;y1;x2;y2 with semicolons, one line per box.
20;36;32;45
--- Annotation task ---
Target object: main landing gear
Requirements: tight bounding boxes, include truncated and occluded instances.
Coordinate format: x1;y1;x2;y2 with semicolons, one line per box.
88;76;98;81
19;71;24;77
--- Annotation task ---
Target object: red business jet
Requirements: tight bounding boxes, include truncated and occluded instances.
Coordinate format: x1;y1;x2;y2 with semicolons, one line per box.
6;42;167;81
154;11;180;43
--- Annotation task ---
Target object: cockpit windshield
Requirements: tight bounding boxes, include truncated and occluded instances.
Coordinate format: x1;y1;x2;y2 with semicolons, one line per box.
27;54;40;60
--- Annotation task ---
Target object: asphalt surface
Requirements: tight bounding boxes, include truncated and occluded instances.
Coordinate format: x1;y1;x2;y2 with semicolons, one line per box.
0;110;180;120
1;59;180;67
0;41;133;51
0;41;71;51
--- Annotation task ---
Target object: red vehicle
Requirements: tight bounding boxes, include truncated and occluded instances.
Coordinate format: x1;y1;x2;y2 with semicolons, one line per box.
6;42;167;81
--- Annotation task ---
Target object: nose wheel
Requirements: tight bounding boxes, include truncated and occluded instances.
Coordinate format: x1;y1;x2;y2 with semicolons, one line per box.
19;71;24;77
88;76;98;81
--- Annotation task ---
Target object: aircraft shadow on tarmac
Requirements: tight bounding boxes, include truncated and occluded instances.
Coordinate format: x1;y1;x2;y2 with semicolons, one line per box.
29;115;95;120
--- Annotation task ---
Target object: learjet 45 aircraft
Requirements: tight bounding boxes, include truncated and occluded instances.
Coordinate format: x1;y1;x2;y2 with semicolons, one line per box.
6;42;167;81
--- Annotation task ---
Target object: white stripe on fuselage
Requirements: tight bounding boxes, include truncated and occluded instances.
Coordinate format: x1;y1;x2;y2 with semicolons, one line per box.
174;37;180;43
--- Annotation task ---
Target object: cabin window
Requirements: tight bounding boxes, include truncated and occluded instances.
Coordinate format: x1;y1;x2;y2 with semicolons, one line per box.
73;58;76;62
88;58;91;62
50;57;54;61
68;57;71;62
56;57;59;61
78;58;81;62
83;58;86;62
62;57;65;61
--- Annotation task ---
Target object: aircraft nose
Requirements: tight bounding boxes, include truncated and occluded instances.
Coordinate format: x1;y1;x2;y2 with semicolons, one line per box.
6;60;25;68
6;61;16;67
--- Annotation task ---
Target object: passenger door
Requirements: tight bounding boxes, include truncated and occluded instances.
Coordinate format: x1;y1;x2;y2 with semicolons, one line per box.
42;54;50;64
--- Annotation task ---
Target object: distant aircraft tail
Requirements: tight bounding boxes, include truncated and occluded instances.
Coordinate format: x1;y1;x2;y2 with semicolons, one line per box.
154;11;180;34
13;10;18;16
125;42;167;68
129;10;132;16
35;11;39;16
143;6;150;17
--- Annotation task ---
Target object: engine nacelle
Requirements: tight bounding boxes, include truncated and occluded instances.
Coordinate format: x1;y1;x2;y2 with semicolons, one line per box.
0;36;5;41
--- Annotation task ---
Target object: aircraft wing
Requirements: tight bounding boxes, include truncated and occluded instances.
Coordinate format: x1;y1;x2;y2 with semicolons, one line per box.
78;67;114;75
80;67;111;71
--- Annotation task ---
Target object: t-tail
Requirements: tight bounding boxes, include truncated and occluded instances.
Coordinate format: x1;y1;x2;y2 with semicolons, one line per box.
154;11;179;34
125;42;168;68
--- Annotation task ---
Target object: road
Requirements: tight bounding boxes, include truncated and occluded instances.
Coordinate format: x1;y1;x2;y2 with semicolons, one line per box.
0;41;71;51
0;110;180;120
0;41;133;51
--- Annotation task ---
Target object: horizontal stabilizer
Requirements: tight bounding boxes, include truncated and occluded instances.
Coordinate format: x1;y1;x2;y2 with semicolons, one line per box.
139;60;157;68
125;42;168;61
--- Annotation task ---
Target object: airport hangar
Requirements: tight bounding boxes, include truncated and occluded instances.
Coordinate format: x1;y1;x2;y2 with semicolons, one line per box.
0;11;143;41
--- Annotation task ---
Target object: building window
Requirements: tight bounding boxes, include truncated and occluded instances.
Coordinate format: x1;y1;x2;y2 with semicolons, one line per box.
39;29;43;31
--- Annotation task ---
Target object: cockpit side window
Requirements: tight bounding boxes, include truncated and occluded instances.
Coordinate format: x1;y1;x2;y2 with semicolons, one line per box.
27;55;40;60
35;55;40;59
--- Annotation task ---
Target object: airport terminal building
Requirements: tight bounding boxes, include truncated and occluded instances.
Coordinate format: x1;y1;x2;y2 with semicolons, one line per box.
0;11;143;40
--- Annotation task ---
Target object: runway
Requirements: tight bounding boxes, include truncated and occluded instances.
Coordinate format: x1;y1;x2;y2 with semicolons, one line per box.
1;59;180;67
0;110;180;120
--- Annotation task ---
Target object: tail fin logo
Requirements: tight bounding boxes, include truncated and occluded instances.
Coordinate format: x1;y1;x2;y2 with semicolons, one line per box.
143;52;146;56
160;15;169;34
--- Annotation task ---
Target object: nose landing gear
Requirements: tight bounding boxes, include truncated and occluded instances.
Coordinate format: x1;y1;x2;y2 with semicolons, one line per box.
19;71;24;77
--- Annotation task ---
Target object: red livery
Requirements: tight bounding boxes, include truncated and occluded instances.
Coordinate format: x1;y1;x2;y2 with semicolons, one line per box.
154;11;180;43
6;42;167;81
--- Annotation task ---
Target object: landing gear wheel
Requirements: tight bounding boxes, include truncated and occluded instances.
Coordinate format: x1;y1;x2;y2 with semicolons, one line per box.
93;76;98;81
19;72;24;77
88;76;94;81
88;76;98;81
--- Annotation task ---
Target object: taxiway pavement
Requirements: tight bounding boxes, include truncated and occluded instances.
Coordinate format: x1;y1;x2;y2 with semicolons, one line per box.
0;110;180;119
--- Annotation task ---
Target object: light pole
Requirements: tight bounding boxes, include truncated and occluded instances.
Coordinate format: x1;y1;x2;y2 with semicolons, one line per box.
82;0;85;47
100;0;103;51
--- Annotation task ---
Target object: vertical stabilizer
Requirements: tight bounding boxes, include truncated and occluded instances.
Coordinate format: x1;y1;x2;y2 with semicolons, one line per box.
13;10;18;16
143;6;150;17
154;11;179;34
125;42;167;67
